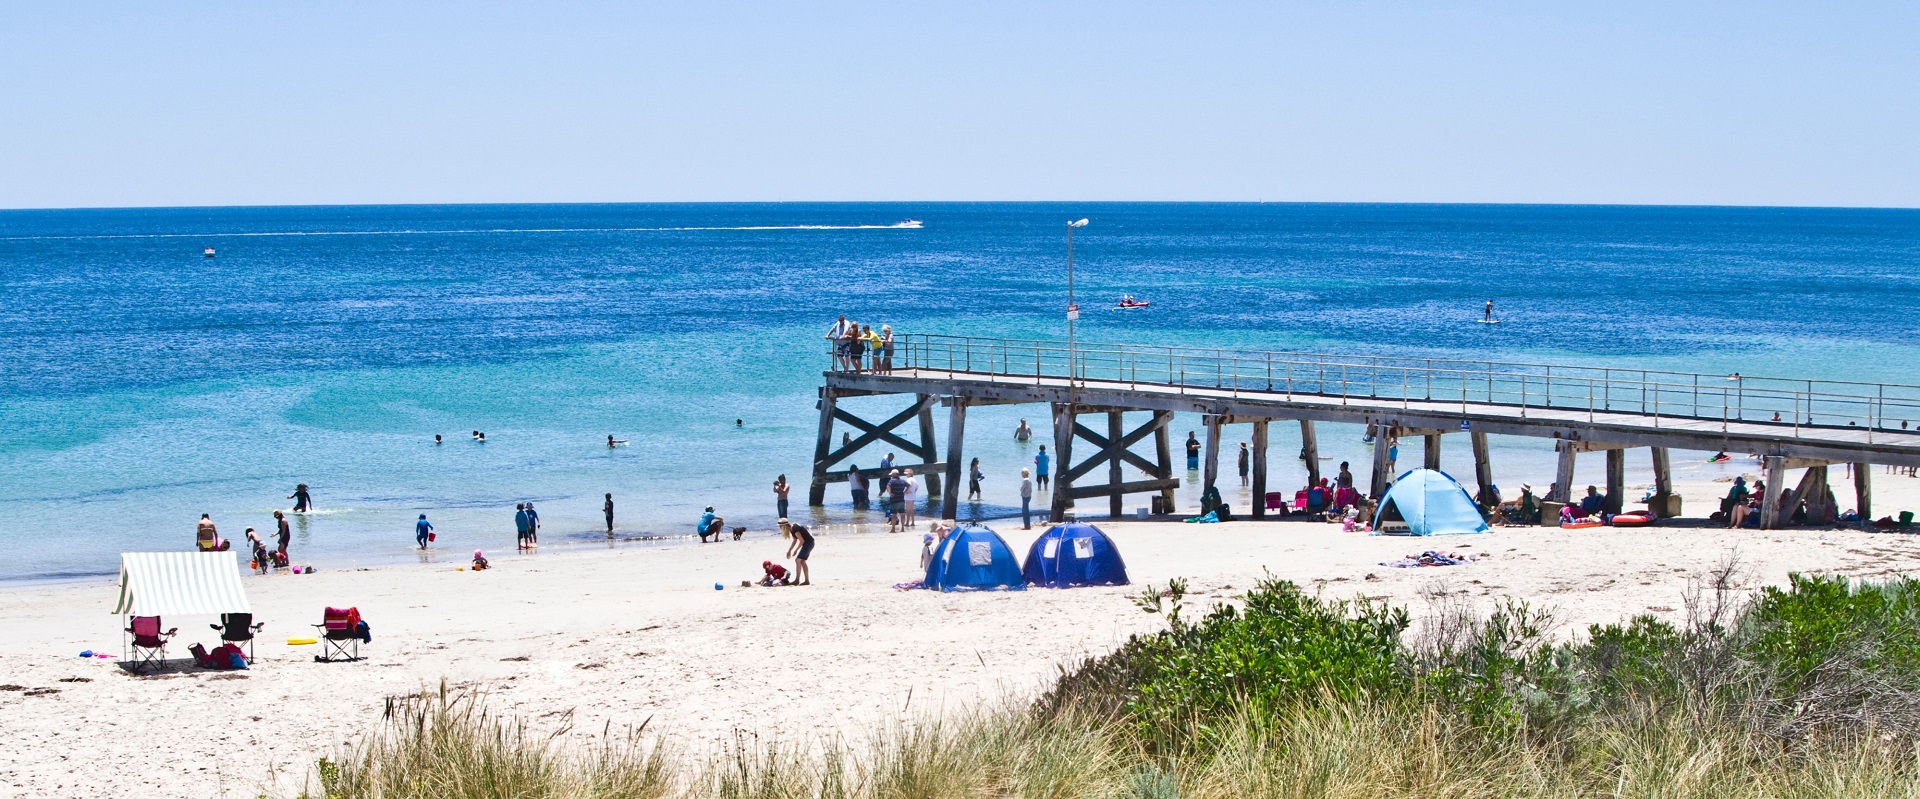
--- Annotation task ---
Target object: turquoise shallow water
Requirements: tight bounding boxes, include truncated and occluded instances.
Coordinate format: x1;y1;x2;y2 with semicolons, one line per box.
2;202;1917;580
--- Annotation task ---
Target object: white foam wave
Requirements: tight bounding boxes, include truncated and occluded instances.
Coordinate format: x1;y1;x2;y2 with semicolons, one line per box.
0;221;923;242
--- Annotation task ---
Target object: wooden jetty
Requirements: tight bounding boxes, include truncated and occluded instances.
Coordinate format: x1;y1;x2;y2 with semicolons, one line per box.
812;335;1920;529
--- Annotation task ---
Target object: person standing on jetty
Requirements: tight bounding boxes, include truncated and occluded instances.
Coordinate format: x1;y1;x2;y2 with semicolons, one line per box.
773;474;791;520
415;514;433;550
1186;433;1201;471
780;518;814;585
1034;446;1050;490
826;315;853;371
288;483;312;513
604;493;615;535
514;503;532;549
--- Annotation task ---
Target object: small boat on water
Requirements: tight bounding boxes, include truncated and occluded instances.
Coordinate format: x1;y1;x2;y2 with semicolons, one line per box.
203;247;216;258
895;220;923;229
1116;294;1150;309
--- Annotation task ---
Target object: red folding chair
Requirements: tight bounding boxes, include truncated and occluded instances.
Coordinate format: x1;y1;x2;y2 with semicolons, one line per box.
125;616;177;672
313;606;363;662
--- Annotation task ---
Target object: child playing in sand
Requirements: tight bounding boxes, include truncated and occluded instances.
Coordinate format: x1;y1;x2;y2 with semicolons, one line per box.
471;550;490;570
759;560;790;586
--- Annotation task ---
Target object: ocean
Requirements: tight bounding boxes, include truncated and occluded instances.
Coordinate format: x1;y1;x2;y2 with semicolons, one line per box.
2;202;1917;581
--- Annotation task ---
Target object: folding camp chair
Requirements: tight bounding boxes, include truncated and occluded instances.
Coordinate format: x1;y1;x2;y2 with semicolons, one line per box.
312;606;362;662
125;616;177;672
211;613;265;663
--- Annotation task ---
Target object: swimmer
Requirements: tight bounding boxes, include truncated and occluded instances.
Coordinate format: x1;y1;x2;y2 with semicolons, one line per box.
735;419;744;428
434;434;443;445
472;430;487;442
288;484;312;513
607;434;628;448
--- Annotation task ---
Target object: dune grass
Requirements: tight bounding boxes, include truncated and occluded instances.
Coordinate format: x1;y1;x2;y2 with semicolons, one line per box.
308;568;1920;799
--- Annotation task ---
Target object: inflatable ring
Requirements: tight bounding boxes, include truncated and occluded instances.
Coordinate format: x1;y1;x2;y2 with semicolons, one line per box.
1610;513;1655;527
286;637;318;646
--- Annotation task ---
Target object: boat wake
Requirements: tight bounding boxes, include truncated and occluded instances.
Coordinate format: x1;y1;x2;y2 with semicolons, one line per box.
2;221;924;241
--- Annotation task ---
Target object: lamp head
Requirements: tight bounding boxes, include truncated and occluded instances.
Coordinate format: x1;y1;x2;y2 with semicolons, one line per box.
1067;218;1089;228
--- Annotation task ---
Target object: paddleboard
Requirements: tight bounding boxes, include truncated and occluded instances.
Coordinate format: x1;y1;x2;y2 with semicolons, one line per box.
286;637;318;646
1478;319;1502;324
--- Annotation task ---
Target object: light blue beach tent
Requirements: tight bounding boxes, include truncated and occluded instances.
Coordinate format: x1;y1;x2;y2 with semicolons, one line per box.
1022;522;1130;588
924;524;1026;591
1371;469;1490;537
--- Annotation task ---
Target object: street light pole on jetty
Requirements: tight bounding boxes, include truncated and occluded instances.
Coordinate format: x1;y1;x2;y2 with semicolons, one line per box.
1065;218;1088;387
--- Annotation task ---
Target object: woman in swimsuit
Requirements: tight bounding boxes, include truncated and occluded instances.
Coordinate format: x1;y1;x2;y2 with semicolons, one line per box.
968;458;984;501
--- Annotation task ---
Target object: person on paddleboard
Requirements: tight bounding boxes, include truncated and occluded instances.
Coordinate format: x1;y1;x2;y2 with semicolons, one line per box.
1484;299;1493;322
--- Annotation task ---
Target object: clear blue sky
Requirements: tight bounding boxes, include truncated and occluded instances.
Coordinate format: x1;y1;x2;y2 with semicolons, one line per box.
2;2;1915;209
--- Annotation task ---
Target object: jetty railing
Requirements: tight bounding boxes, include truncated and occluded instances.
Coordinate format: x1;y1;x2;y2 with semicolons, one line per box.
852;335;1920;440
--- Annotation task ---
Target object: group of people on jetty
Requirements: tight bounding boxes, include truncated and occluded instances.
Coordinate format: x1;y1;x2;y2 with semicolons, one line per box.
826;315;895;373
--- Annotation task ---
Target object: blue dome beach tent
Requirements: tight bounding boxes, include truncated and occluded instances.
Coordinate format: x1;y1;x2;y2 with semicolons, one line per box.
1372;469;1491;537
1022;522;1129;587
924;524;1026;592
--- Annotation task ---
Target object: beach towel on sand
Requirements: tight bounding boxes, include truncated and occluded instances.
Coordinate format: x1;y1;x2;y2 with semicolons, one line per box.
1381;550;1476;568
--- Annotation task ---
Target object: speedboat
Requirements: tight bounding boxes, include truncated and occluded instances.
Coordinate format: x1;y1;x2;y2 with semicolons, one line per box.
895;220;923;229
203;247;216;258
1116;295;1150;309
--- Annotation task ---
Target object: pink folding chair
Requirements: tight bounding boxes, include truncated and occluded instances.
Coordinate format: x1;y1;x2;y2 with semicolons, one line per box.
125;616;177;672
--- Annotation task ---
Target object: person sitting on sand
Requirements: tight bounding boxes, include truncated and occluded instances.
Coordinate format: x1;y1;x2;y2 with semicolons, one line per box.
759;560;790;586
1723;477;1750;527
471;550;490;570
1577;485;1605;518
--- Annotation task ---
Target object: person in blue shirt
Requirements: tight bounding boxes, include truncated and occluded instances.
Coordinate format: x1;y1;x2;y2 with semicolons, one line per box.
696;506;719;542
415;514;433;550
524;502;540;546
514;503;532;550
1034;446;1051;490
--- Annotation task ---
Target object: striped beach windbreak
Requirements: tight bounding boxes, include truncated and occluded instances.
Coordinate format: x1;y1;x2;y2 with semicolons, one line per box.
111;552;251;616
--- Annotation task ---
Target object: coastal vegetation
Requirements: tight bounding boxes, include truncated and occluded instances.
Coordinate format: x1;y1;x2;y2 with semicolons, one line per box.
309;564;1920;798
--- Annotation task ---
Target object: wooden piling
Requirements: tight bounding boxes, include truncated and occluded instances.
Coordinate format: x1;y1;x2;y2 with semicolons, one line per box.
916;397;942;499
808;389;838;506
1154;411;1176;512
1605;449;1625;514
1050;402;1075;521
1855;462;1872;521
1369;429;1392;499
1202;414;1222;492
1550;442;1576;503
1107;411;1126;518
1299;420;1321;485
1423;433;1442;471
1470;431;1494;506
1251;419;1270;519
940;398;968;521
1650;446;1673;516
1760;455;1786;529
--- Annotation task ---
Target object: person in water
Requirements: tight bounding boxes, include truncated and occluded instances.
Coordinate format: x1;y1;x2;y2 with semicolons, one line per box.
289;484;312;513
274;510;291;560
434;434;443;445
196;514;228;552
1186;433;1201;470
415;514;433;550
773;474;790;521
604;493;615;535
967;458;984;501
608;434;628;448
514;503;533;549
1034;446;1050;490
524;502;540;546
1014;419;1032;442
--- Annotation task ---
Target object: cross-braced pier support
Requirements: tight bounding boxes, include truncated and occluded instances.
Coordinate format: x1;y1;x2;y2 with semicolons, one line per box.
1049;405;1178;520
809;389;944;507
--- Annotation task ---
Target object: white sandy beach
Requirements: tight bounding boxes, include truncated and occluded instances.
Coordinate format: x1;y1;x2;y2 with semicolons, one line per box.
4;473;1920;798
